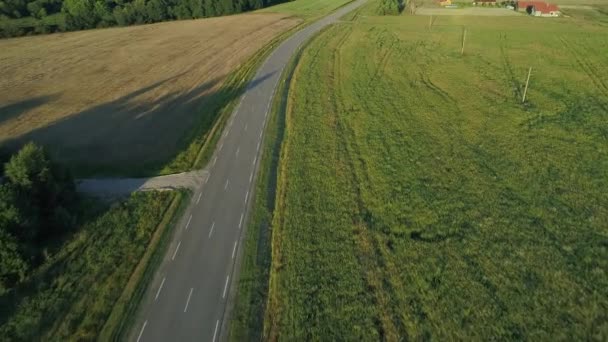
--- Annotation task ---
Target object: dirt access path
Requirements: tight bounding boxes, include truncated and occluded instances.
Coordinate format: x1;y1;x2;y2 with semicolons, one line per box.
76;170;208;195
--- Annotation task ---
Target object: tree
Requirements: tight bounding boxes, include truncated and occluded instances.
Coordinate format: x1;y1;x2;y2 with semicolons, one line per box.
4;142;76;241
187;0;203;18
26;1;44;18
0;228;28;293
146;0;168;22
171;1;191;19
0;184;22;234
93;0;114;26
5;142;51;190
0;0;28;18
113;5;132;26
202;0;215;17
215;0;233;16
62;0;97;29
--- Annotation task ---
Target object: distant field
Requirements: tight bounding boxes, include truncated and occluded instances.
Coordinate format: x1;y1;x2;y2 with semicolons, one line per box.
561;4;608;21
0;13;299;176
553;0;608;4
266;7;607;341
261;0;354;18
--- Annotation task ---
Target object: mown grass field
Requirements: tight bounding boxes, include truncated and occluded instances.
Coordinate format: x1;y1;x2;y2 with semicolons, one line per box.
0;14;299;176
0;191;185;340
266;5;608;340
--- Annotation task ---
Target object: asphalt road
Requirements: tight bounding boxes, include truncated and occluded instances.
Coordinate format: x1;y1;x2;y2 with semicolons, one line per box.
132;1;366;341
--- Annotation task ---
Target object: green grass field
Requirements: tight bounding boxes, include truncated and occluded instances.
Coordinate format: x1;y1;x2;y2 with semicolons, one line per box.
265;5;608;340
0;191;184;340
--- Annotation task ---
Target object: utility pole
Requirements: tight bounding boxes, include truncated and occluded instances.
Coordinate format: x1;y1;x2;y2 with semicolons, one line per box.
522;67;532;103
461;28;467;55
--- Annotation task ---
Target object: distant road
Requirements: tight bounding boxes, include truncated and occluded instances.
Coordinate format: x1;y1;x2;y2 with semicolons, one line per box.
132;1;366;341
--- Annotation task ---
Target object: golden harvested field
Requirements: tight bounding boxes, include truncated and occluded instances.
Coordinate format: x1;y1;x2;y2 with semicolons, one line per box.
0;13;299;175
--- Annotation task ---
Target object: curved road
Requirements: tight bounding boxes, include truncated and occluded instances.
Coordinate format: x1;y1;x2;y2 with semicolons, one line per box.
132;1;366;341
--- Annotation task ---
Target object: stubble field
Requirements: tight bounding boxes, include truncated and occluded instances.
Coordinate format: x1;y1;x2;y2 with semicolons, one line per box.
0;13;299;176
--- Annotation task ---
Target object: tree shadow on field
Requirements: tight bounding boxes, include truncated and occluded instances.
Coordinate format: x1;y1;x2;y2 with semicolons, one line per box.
0;94;60;125
1;70;277;177
0;70;279;335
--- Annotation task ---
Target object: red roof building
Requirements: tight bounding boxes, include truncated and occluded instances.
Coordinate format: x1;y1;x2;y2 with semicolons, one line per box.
517;1;561;16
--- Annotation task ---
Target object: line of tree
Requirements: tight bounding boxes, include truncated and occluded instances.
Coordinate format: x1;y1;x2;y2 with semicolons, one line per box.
0;143;76;293
0;0;290;38
376;0;407;15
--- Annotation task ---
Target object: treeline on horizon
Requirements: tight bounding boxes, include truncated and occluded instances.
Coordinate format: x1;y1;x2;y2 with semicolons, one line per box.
0;0;290;38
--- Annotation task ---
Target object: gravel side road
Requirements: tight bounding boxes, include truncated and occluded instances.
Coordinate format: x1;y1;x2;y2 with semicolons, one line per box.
77;170;208;196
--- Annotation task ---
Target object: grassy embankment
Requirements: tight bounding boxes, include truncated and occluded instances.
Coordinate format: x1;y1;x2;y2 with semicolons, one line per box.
265;3;608;340
0;191;187;340
228;0;356;340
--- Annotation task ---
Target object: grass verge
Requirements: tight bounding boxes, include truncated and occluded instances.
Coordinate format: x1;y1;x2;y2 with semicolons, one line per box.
160;17;305;176
99;190;189;340
227;23;337;341
0;191;185;340
164;0;358;175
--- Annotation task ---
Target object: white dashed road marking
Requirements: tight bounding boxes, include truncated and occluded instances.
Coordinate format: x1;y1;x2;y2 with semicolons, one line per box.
136;321;147;342
222;276;230;299
185;214;192;229
172;241;181;260
212;320;219;342
155;277;166;301
209;222;215;238
184;288;193;312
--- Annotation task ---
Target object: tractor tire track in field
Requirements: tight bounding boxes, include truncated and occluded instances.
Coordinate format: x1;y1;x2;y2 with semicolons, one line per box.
332;24;411;341
419;70;456;104
332;24;397;341
499;34;523;102
370;29;395;85
559;36;608;98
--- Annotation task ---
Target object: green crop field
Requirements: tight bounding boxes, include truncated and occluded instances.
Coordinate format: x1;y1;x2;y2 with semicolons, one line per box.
265;5;608;341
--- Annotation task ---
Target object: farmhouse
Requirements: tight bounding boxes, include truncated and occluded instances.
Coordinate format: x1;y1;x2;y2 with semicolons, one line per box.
517;1;561;16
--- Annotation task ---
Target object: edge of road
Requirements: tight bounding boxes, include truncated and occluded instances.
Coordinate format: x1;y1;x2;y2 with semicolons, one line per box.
98;190;190;340
188;1;357;174
219;7;363;342
124;2;362;341
117;14;314;342
218;36;302;342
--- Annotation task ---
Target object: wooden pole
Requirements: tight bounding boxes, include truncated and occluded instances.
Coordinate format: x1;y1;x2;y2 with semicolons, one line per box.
461;28;467;55
522;67;532;103
429;15;432;30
